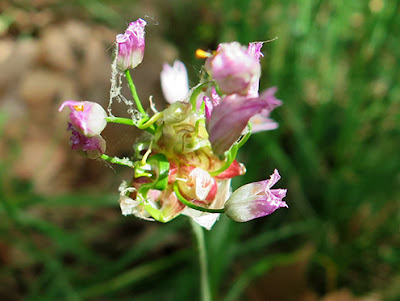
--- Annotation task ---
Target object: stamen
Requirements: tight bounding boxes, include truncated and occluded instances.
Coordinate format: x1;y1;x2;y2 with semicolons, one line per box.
141;140;153;166
195;49;211;59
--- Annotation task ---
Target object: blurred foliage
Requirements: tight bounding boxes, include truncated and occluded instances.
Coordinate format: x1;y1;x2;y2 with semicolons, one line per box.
1;0;399;300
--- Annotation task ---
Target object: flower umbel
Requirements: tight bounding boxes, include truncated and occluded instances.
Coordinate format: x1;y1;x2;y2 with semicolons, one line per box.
59;19;287;229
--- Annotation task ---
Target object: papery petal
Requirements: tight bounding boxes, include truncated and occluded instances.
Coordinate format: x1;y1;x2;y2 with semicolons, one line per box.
270;188;287;200
118;183;155;221
59;101;107;137
207;94;271;155
178;167;216;204
258;87;282;111
119;195;141;216
203;87;220;121
161;60;190;103
157;188;186;222
68;124;106;159
246;42;264;97
224;169;287;222
119;195;154;221
215;160;246;180
190;168;214;201
181;179;231;230
225;195;287;222
263;169;281;190
247;42;264;61
230;169;281;199
181;207;220;230
249;111;279;133
205;42;261;96
247;87;282;133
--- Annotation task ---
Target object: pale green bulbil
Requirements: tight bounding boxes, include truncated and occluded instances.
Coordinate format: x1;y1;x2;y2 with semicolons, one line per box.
162;101;192;124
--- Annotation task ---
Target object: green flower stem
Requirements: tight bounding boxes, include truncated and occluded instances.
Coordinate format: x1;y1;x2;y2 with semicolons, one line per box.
173;182;224;214
209;122;252;177
236;122;252;149
125;70;147;117
190;219;212;301
214;84;223;97
195;118;205;136
190;81;212;112
100;154;134;168
138;112;163;130
106;116;136;126
209;144;238;177
106;116;155;135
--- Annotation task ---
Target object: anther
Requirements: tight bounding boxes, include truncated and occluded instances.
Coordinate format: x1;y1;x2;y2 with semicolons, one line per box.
73;105;84;112
195;49;211;59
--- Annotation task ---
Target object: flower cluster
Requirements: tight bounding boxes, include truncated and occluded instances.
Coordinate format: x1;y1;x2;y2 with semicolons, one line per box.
59;19;287;229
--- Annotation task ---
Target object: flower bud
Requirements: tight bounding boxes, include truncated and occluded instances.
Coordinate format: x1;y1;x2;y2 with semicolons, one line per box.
161;60;190;103
59;100;107;137
116;18;147;71
224;169;287;222
205;42;261;96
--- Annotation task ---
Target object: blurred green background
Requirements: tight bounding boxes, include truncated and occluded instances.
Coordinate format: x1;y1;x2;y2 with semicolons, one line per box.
1;0;399;300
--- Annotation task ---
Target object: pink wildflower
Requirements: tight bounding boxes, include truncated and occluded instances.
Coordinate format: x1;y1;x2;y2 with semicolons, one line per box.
205;42;261;96
59;100;107;137
224;169;287;222
116;18;147;71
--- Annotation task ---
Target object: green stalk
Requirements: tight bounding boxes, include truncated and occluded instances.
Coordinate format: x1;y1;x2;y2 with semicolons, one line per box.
190;219;212;301
209;122;252;177
190;81;212;111
106;116;155;135
125;70;147;117
236;122;252;149
137;112;163;130
106;116;135;126
100;154;134;168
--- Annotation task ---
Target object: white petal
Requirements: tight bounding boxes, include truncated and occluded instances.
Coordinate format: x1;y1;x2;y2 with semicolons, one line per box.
161;60;190;103
181;207;220;230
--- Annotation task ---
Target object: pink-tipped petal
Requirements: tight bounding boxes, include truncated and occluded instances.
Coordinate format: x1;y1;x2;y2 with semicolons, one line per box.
116;18;147;71
207;92;278;155
59;101;107;137
224;169;287;222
